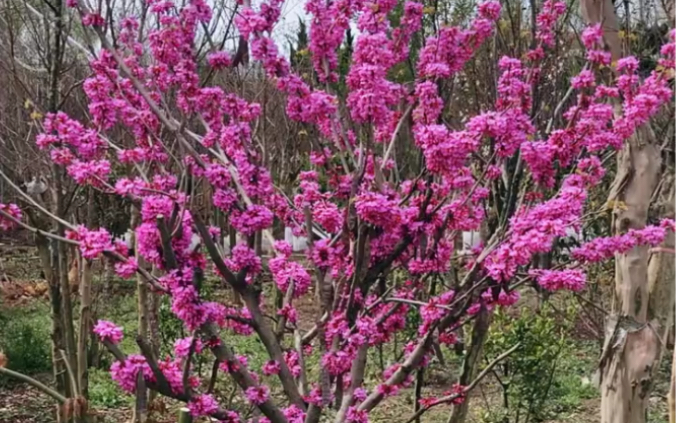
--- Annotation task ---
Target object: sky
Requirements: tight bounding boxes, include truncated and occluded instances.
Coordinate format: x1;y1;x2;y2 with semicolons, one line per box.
272;0;309;54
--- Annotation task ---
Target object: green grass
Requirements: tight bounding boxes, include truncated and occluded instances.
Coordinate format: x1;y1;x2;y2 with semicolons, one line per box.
0;302;52;377
88;368;131;408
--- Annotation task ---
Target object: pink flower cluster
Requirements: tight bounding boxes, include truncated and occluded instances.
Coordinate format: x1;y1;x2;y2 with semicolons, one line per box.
174;336;204;358
572;220;673;263
93;320;124;344
530;269;587;291
484;177;587;281
44;0;677;418
419;383;466;407
110;355;154;393
188;394;219;417
535;0;566;47
245;385;270;405
114;258;138;279
262;360;281;376
0;203;22;231
417;4;500;79
269;245;312;298
67;225;114;260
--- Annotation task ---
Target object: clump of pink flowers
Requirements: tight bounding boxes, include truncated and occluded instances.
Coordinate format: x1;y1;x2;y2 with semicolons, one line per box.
245;385;270;405
93;320;124;344
530;269;587;291
67;226;114;260
0;203;22;231
188;394;219;417
573;221;673;263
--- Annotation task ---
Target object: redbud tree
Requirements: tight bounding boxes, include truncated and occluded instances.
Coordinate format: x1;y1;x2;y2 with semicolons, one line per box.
0;0;674;421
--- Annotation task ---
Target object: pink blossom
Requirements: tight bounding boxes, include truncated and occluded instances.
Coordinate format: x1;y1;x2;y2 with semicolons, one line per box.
581;24;603;49
110;355;153;393
67;159;111;186
0;203;22;231
245;385;270;405
262;360;281;375
345;406;368;423
230;205;274;235
531;269;586;291
478;1;502;20
277;304;298;325
283;405;306;423
219;355;249;373
207;51;232;68
114;258;138;279
68;226;114;259
226;245;262;276
82;13;105;27
188;394;219;417
572;224;670;262
218;410;241;423
93;320;124;344
174;336;204;358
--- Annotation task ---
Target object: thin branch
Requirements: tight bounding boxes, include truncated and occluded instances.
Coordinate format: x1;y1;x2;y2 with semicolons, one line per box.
381;103;414;171
0;367;67;403
0;209;78;246
400;342;522;423
59;350;79;396
0;168;76;229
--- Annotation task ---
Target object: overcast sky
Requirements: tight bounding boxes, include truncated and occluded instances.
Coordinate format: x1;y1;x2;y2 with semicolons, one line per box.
271;0;308;54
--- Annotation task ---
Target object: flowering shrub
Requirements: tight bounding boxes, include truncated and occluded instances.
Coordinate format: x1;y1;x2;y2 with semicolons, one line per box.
0;0;674;421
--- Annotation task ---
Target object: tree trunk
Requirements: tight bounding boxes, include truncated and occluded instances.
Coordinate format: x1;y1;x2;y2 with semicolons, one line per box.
45;0;79;410
130;207;149;423
36;235;68;423
229;225;242;306
446;306;492;423
147;267;161;408
599;124;662;423
77;253;92;397
77;188;96;397
669;348;675;423
53;178;79;397
579;2;667;422
647;175;675;360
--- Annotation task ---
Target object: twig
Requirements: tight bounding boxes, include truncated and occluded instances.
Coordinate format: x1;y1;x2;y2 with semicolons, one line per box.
157;216;178;269
182;333;199;396
0;209;78;246
0;168;75;229
207;360;220;394
137;336;172;395
400;342;522;423
381;103;414;171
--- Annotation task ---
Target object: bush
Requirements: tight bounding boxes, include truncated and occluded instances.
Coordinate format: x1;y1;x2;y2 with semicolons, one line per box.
482;306;582;423
88;368;129;408
0;305;52;376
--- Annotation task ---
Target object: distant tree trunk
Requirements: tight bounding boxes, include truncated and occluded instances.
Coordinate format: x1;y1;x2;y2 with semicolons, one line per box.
77;253;92;394
229;224;242;306
670;349;675;423
147;266;161;407
36;234;68;423
77;187;96;397
648;175;675;355
446;306;492;423
447;214;495;423
131;207;149;423
47;0;79;399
